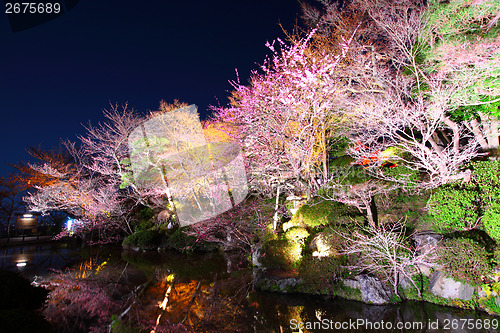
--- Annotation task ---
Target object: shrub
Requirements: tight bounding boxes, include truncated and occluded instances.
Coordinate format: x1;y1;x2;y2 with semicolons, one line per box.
471;159;500;189
427;184;480;232
131;205;155;231
136;230;161;249
136;218;154;232
261;239;302;270
427;160;500;240
290;198;353;228
437;237;493;285
298;255;344;293
328;155;355;178
123;229;161;250
381;165;420;190
482;202;500;242
122;233;138;247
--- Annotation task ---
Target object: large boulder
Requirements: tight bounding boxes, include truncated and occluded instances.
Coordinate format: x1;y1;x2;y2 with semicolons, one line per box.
251;243;263;268
253;269;303;293
429;270;475;301
356;274;393;305
342;274;392;305
412;231;442;256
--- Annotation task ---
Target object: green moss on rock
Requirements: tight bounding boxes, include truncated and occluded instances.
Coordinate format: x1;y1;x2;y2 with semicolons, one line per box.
284;226;310;244
122;229;161;250
290;198;357;228
164;227;218;253
437;237;493;286
261;239;302;270
298;255;344;293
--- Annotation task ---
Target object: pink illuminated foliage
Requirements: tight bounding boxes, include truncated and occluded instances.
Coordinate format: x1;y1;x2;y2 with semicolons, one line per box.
43;271;118;333
24;104;144;242
24;102;249;242
212;28;357;199
22;0;500;244
302;0;499;189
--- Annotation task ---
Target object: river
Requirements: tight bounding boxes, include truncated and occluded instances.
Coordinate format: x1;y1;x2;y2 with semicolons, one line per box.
1;242;498;332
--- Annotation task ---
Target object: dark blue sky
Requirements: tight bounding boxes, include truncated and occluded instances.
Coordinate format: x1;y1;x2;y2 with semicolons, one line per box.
0;0;302;176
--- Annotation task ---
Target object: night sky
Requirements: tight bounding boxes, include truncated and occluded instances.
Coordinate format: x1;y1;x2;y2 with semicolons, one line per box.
0;0;302;177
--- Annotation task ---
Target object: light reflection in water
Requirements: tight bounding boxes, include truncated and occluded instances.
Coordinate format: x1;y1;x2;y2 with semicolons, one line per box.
1;244;498;332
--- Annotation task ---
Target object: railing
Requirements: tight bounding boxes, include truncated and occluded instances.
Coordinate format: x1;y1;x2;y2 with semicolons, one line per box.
0;234;56;247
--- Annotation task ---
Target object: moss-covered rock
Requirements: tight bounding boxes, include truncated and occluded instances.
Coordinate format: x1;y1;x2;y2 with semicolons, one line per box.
399;273;479;310
289;198;358;228
344;274;393;304
332;281;363;301
122;229;161;250
308;228;344;257
284;226;309;244
429;270;475;301
163;227;218;253
261;239;302;271
298;255;344;294
437;237;493;286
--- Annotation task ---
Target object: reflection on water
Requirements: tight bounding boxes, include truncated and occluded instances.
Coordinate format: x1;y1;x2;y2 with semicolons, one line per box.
251;292;500;332
0;242;85;278
2;244;499;332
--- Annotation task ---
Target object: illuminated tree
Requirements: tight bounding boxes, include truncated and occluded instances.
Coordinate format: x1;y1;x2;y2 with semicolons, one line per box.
10;146;76;189
419;0;500;152
212;28;356;199
77;103;142;200
24;163;128;241
0;173;26;236
24;105;143;240
303;0;499;189
24;101;244;240
320;179;399;227
338;222;436;297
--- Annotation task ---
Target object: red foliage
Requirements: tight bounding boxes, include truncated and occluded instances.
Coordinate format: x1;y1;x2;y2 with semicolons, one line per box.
43;273;118;333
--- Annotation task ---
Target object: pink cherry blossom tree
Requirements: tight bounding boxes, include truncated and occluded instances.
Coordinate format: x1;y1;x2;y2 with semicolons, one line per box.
24;104;143;241
304;0;495;189
212;28;357;200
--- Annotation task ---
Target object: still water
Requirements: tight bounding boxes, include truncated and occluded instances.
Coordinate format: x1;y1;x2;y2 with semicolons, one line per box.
1;242;499;332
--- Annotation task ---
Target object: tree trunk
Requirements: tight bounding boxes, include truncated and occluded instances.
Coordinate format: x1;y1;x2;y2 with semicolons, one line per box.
468;118;489;150
6;198;14;237
366;195;378;227
6;213;12;237
321;129;328;178
442;117;460;152
484;114;499;150
394;269;399;296
273;186;281;231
